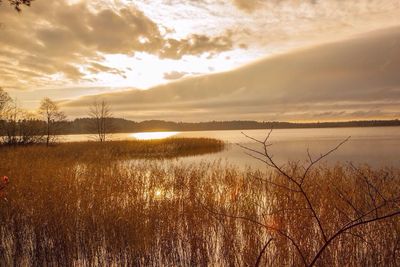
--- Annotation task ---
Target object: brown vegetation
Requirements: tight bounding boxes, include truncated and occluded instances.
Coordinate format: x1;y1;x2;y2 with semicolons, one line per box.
0;137;399;266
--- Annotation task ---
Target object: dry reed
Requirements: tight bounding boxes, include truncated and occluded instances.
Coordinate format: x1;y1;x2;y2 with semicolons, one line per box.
0;138;399;266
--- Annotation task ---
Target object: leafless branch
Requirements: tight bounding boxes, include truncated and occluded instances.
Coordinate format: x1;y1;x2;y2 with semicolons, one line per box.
248;172;300;193
255;238;274;267
309;210;400;267
236;130;400;266
301;136;351;185
197;200;308;266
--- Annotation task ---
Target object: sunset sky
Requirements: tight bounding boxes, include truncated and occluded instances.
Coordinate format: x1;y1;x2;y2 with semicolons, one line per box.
1;0;399;121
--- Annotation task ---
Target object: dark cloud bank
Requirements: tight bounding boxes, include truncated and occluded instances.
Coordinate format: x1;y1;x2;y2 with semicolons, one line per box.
64;26;400;121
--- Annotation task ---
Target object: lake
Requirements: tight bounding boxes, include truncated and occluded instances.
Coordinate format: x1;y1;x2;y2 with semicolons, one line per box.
60;127;400;169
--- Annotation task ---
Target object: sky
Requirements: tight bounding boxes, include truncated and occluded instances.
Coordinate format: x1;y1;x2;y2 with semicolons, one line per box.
0;0;399;121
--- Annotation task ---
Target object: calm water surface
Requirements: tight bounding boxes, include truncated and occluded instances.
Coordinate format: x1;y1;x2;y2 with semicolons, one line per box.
61;127;400;168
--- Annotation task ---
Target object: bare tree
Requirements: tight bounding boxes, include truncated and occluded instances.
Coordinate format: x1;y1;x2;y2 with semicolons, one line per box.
202;130;400;266
38;97;66;146
0;87;11;119
0;96;43;145
88;99;113;142
0;95;19;145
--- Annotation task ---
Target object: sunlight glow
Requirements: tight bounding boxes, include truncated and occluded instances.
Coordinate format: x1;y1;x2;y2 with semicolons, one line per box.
130;132;179;140
154;189;163;199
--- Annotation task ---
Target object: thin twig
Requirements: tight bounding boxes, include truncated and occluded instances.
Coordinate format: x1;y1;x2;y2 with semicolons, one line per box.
255;238;274;267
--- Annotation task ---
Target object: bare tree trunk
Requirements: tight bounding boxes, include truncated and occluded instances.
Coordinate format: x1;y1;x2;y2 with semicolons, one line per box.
88;100;112;143
38;97;66;146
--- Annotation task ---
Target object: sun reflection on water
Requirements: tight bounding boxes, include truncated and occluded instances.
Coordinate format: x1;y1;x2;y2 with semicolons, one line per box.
130;131;179;140
154;189;163;199
152;188;174;201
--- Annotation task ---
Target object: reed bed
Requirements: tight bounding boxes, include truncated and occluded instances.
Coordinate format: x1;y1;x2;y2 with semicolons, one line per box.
0;137;224;161
0;138;399;266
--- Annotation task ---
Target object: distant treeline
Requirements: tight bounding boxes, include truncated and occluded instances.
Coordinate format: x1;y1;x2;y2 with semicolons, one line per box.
59;118;400;134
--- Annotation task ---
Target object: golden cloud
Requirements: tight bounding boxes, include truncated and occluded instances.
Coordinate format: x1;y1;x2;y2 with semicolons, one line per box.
0;0;235;88
232;0;262;12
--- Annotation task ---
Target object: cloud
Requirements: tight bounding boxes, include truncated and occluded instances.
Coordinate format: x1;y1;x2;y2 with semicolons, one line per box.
0;1;161;87
62;26;400;121
163;71;188;80
87;63;126;78
160;32;234;59
1;0;399;102
0;0;235;88
232;0;263;13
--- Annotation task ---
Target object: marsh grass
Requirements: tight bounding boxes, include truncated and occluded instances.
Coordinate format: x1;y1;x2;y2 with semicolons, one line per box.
0;138;399;266
0;137;224;161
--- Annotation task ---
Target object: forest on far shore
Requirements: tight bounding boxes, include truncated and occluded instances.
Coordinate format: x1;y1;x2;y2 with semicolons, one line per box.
59;118;400;134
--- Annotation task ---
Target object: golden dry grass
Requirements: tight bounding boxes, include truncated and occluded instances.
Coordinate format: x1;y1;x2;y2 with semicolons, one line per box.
0;138;399;266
